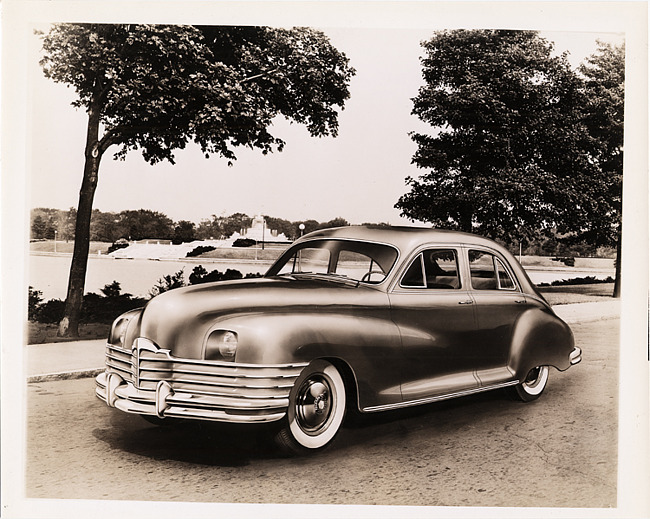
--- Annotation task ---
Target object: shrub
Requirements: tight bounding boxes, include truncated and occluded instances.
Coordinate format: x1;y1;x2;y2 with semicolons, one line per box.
189;265;243;285
149;270;186;298
28;286;44;321
35;299;66;323
538;276;615;287
188;266;264;285
107;239;129;254
186;245;216;257
81;281;146;322
232;238;256;248
29;281;147;324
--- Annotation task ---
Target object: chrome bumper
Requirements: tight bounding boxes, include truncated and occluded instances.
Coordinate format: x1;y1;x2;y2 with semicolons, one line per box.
569;346;582;365
95;341;307;424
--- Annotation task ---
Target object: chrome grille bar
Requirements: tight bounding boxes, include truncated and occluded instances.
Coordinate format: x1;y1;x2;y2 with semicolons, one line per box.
103;340;307;401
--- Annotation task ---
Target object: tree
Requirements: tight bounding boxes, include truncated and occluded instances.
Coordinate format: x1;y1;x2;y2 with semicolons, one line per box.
39;24;355;336
317;217;350;230
31;215;50;240
263;215;295;240
297;219;320;236
31;208;56;239
195;214;225;240
579;42;624;296
396;30;599;246
89;209;121;242
172;220;196;244
116;209;175;241
219;212;252;237
57;208;77;241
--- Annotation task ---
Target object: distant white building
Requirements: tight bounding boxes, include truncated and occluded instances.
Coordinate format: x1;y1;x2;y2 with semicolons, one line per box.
240;214;290;243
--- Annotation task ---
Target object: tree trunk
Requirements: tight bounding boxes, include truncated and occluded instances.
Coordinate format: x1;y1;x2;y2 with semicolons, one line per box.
613;228;621;298
459;207;473;234
58;106;102;337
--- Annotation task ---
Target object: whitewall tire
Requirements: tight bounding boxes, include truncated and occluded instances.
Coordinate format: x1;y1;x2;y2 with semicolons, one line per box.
275;360;346;454
510;365;550;402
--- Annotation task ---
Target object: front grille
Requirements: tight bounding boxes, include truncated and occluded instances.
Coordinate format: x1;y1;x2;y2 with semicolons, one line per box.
105;341;307;402
106;344;134;382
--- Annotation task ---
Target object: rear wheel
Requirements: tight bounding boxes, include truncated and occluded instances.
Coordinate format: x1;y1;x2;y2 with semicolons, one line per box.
509;365;549;402
275;360;346;455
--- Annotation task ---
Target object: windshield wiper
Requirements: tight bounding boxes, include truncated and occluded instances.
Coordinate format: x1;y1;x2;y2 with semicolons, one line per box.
292;272;360;286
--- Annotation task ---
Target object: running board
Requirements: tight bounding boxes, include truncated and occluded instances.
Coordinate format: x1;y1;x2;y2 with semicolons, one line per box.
362;380;520;413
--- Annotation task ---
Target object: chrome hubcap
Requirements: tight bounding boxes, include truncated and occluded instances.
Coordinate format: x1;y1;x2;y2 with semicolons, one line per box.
296;377;333;433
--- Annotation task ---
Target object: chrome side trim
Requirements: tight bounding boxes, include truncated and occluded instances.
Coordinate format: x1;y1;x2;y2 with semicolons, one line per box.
362;380;520;413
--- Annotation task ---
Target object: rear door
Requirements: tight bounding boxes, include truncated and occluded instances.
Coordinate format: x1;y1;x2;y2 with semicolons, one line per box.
466;247;531;386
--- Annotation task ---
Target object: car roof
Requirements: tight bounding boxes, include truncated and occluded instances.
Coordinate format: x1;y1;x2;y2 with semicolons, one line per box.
299;225;507;253
297;225;543;299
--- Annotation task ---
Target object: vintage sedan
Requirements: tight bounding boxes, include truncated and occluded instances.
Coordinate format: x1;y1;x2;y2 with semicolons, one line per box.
96;226;581;453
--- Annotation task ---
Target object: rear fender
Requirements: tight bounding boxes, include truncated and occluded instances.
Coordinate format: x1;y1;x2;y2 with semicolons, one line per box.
508;308;575;378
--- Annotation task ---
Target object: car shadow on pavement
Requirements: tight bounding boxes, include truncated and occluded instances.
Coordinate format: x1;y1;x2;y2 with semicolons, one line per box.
92;413;285;466
92;388;518;465
335;388;518;445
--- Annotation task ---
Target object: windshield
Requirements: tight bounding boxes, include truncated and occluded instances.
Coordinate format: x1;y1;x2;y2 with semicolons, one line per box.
266;239;399;284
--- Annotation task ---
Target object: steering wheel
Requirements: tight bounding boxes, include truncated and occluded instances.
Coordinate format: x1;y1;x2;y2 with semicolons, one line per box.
361;270;385;283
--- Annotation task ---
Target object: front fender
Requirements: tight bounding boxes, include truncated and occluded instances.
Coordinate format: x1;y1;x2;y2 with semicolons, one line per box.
211;311;403;409
508;307;575;379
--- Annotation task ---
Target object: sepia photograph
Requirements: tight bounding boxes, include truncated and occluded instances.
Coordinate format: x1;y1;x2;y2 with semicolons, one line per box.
2;1;648;518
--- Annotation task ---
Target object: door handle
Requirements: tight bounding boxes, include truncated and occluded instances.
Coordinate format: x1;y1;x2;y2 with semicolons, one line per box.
458;300;473;305
515;299;526;304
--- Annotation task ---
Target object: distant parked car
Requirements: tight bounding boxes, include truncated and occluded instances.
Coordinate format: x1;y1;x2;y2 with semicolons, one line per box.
96;226;581;454
552;256;576;267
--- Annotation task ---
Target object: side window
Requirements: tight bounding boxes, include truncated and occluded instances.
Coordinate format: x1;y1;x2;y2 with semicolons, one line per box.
400;254;425;287
469;250;516;290
496;259;516;289
400;249;460;289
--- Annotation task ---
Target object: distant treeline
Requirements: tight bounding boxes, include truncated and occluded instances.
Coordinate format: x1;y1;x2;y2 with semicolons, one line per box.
30;207;614;257
30;208;361;244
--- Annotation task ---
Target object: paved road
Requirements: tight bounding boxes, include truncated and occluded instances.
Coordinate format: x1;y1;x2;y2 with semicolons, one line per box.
25;319;618;508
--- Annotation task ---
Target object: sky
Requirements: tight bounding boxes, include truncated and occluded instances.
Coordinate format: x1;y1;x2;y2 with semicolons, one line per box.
28;24;624;227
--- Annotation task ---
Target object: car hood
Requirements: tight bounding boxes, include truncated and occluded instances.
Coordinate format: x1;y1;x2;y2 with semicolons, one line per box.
135;276;385;357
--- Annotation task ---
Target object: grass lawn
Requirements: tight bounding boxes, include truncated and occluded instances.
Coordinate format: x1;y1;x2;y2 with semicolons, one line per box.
27;321;111;344
539;283;615;305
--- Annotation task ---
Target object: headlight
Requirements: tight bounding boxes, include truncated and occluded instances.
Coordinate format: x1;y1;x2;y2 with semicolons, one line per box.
109;317;130;346
205;330;238;361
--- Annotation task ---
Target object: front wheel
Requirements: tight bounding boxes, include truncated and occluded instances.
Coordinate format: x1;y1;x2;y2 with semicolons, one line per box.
275;360;346;455
509;365;550;402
